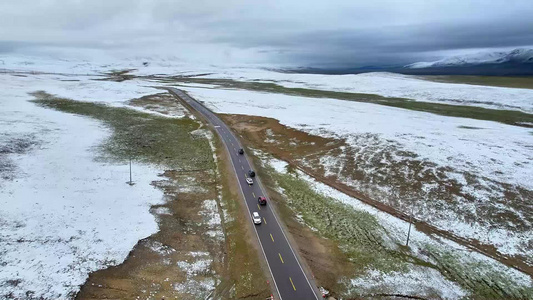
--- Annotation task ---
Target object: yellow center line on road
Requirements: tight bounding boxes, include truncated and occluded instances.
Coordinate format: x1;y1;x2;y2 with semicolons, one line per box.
257;204;261;210
263;218;267;224
289;277;296;290
252;192;256;198
241;166;244;170
270;233;274;242
279;253;284;264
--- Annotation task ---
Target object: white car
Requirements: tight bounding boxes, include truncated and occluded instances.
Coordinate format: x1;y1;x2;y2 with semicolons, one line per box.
246;178;253;185
252;212;261;224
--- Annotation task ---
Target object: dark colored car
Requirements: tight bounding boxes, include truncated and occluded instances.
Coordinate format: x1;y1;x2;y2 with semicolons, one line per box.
248;170;255;177
238;148;244;155
258;196;267;205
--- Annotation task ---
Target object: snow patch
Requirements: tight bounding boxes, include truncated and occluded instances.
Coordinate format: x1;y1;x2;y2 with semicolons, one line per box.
0;74;164;299
350;267;467;300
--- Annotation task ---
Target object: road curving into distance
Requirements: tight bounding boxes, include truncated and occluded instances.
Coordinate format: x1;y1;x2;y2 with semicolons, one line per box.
168;88;321;300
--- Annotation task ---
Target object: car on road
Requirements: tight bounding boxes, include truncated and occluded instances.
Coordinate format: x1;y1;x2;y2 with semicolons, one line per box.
258;196;267;205
248;170;255;177
246;178;254;185
238;148;244;154
252;212;261;224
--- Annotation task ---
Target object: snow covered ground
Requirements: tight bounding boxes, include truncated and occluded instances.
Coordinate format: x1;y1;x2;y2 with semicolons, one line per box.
0;53;226;77
180;86;532;260
1;55;531;297
406;48;533;68
7;53;532;113
200;69;533;113
265;156;531;299
0;74;164;298
183;87;532;191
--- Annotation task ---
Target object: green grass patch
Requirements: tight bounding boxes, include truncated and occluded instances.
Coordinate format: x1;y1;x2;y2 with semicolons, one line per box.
458;125;485;130
267;165;426;274
421;75;533;90
32;90;269;298
31;91;213;171
163;77;533;128
261;160;532;299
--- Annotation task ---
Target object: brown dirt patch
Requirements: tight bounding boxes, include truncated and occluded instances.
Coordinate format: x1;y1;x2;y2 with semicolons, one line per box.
77;151;270;299
212;133;271;299
76;170;224;299
256;167;354;293
95;70;137;82
128;93;190;117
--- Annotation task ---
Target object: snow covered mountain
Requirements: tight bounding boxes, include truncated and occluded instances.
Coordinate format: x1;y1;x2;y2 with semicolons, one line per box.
286;48;533;76
407;48;533;69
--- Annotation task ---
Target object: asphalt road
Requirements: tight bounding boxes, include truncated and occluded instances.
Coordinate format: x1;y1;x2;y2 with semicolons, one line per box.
168;88;320;300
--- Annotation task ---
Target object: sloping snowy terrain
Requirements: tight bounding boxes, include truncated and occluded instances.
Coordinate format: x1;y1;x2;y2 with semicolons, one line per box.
0;74;164;298
406;48;533;68
267;157;531;299
183;87;532;191
5;53;533;113
0;53;231;77
180;86;532;260
198;69;533;113
1;55;531;298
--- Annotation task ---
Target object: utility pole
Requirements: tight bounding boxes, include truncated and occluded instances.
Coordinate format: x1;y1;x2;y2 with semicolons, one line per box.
406;208;413;247
127;157;134;186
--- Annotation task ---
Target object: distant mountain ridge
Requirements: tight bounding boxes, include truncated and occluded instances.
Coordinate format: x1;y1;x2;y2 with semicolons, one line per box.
286;48;533;76
406;48;533;69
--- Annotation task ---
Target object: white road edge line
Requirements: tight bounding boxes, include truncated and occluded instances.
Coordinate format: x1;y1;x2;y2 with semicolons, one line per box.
255;175;319;299
226;129;319;299
173;92;282;298
241;150;319;299
219;127;283;300
171;88;318;299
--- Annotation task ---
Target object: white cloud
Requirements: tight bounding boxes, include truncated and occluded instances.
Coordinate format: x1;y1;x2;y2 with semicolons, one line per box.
1;0;533;66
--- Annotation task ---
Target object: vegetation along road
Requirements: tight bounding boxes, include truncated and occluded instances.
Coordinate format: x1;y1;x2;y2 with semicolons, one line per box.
168;88;321;300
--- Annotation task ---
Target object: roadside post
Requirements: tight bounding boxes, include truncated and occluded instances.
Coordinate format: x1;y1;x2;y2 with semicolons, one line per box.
406;208;413;246
127;157;135;186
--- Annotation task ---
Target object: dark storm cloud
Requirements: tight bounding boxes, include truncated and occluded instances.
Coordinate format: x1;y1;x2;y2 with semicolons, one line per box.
300;21;533;66
209;14;533;66
1;0;532;66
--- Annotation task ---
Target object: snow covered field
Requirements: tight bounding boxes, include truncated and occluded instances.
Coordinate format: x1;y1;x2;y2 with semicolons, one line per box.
183;86;532;191
1;55;531;297
5;53;533;113
200;69;533;113
181;86;532;261
265;156;531;299
0;54;222;77
0;74;165;298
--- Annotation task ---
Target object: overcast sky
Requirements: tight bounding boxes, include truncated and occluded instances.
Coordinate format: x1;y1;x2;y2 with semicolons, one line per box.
1;0;533;67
